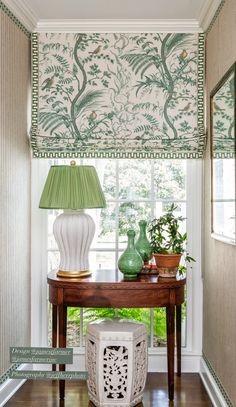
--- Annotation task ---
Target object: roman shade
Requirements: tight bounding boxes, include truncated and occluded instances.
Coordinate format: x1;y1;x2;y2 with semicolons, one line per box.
31;32;205;159
211;64;235;159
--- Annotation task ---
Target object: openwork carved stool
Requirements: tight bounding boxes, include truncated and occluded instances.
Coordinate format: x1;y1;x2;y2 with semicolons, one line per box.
85;318;148;407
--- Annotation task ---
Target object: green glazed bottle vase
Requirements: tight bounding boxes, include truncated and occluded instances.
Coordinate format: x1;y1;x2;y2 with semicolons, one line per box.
118;229;144;280
135;220;152;264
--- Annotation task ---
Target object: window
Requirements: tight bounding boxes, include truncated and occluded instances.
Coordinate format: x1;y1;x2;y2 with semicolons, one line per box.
31;159;202;371
47;158;186;347
47;159;186;270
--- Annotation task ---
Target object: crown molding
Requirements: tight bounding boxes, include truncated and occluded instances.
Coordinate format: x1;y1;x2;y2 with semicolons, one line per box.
1;0;223;34
198;0;222;31
35;18;202;33
2;0;37;31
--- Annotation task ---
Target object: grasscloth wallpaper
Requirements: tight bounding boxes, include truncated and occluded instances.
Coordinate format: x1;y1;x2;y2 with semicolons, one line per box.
0;9;31;376
204;0;236;404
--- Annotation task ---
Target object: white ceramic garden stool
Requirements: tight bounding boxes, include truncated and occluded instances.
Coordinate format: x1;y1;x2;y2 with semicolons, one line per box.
85;318;148;407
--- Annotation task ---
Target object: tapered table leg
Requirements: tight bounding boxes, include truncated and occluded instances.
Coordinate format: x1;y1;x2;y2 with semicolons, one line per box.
59;305;67;400
166;305;175;401
52;304;57;371
176;305;181;376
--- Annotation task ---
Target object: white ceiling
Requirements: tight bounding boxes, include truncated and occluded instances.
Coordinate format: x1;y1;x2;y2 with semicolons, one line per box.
20;0;204;20
3;0;222;32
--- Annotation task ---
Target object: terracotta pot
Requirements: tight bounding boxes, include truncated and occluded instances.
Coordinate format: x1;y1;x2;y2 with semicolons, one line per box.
153;253;182;278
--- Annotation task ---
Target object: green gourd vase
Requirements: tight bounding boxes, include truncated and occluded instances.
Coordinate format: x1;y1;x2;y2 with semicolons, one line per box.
118;229;144;280
135;220;152;264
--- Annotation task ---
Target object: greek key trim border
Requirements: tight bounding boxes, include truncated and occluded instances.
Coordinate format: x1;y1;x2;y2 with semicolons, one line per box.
197;32;206;155
31;31;39;155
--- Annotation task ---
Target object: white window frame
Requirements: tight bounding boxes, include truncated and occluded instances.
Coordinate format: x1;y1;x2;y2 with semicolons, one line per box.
31;158;203;372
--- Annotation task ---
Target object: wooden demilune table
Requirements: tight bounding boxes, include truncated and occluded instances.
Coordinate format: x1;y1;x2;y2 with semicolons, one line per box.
47;270;186;401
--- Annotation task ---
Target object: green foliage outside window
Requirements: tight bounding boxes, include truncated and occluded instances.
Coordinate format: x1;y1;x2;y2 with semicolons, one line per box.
50;159;187;347
98;160;186;239
68;307;167;345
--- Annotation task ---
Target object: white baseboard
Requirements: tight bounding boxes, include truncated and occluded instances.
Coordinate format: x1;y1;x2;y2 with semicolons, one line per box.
0;378;26;407
148;350;201;372
72;349;201;373
0;364;30;407
0;353;202;406
200;357;230;407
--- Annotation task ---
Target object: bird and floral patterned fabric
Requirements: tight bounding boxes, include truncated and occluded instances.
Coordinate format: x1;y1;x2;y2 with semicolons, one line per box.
31;32;205;159
211;65;235;159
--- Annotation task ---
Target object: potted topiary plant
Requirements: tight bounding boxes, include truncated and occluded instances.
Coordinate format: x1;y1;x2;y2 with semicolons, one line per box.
149;204;195;277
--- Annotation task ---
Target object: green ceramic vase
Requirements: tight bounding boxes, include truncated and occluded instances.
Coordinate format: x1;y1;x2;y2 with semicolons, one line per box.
135;220;152;264
118;229;144;280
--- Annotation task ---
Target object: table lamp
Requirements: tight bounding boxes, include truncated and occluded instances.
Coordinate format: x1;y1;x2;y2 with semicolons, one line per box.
39;161;106;277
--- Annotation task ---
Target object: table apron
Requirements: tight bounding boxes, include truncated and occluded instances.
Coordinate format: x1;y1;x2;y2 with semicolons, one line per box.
49;286;185;308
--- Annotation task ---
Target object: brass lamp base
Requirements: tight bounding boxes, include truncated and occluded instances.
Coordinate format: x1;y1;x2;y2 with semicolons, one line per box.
57;270;92;278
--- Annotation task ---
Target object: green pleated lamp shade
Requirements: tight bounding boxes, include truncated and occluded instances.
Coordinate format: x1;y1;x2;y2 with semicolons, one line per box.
39;164;106;209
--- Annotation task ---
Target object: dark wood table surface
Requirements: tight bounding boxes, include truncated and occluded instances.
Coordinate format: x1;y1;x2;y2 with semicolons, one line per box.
47;269;186;401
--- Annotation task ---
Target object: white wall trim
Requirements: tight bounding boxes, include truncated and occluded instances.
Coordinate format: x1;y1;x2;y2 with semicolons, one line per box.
198;0;222;32
0;364;30;407
35;19;202;33
31;160;49;347
185;160;203;355
148;351;201;373
64;349;201;373
2;0;37;31
200;358;230;407
0;379;26;407
2;0;222;33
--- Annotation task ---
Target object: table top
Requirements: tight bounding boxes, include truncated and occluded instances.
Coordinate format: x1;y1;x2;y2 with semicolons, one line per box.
47;269;186;290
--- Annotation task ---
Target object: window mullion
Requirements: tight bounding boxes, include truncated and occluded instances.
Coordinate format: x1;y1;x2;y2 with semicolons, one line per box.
80;308;84;347
150;309;154;348
114;160;120;316
115;160;119;266
150;161;155;347
150;160;155;218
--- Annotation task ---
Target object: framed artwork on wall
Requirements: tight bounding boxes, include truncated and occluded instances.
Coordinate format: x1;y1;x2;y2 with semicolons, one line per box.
210;62;236;244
